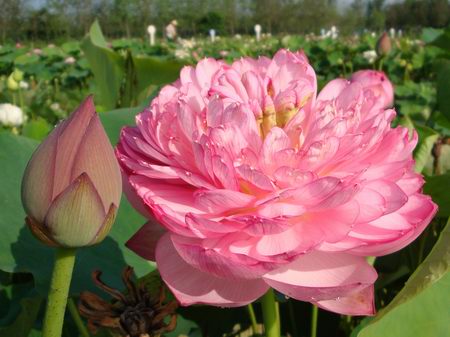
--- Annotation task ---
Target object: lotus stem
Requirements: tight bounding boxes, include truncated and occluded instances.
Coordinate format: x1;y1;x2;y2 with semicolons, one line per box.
247;303;258;335
42;247;77;337
261;289;280;337
310;305;318;337
68;297;91;337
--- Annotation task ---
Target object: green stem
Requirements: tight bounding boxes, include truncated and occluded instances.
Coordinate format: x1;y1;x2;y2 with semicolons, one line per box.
247;303;258;335
68;298;90;337
261;289;280;337
288;300;299;337
18;89;25;112
42;248;77;337
378;57;384;72
310;305;318;337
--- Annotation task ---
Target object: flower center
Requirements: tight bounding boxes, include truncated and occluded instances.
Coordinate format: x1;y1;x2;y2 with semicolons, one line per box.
258;92;312;138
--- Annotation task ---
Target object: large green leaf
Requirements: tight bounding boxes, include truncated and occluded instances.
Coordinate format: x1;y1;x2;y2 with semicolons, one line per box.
81;21;183;110
0;113;152;296
99;106;141;145
413;123;439;174
21;117;52;141
431;27;450;53
0;296;42;337
81;20;124;111
357;219;450;337
423;174;450;217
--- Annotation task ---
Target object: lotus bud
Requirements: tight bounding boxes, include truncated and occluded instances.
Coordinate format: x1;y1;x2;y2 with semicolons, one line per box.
12;68;24;82
21;96;122;248
376;32;391;56
7;75;19;91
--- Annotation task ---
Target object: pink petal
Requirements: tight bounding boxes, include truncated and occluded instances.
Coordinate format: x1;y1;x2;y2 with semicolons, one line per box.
156;233;269;306
71;114;122;211
263;251;377;301
52;96;96;197
171;234;273;279
44;173;107;247
349;194;437;256
314;285;375;316
194;189;255;214
317;79;349;102
21;126;58;223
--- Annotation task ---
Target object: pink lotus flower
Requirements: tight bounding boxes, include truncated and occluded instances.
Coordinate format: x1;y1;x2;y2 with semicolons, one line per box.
117;50;437;315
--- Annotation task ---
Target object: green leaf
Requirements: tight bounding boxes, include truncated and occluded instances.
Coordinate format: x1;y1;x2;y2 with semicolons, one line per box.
14;54;40;66
81;20;125;110
422;28;443;44
413;124;439;173
133;55;183;98
82;21;183;110
423;174;450;217
0;129;151;296
0;296;42;337
436;60;450;121
21;117;52;141
357;219;450;337
99;106;141;145
431;28;450;53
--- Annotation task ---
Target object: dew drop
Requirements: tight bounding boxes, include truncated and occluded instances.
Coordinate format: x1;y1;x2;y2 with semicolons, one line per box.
185;171;192;177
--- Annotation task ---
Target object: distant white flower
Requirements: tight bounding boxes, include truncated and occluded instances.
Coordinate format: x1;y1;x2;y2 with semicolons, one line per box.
0;103;26;126
50;102;61;111
64;56;76;65
19;81;29;90
363;50;377;64
234;34;242;40
179;38;196;49
174;49;189;59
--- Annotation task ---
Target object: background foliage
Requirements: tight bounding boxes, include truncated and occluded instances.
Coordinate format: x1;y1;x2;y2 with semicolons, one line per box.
1;0;450;43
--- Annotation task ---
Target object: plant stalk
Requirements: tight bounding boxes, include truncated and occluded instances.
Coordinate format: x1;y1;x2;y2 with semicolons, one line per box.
310;305;318;337
261;289;280;337
68;297;91;337
247;303;258;335
42;247;77;337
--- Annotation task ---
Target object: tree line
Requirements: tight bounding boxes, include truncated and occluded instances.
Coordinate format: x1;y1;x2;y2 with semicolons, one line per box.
1;0;449;43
